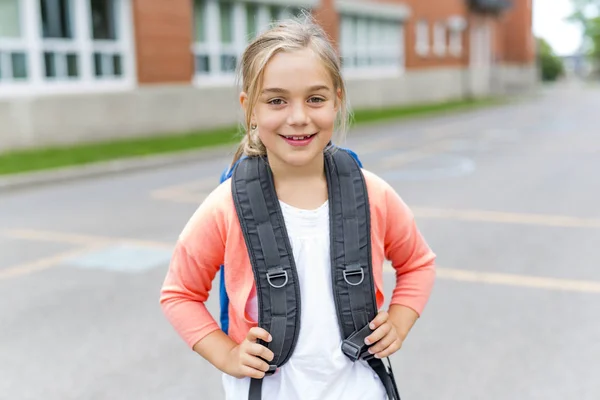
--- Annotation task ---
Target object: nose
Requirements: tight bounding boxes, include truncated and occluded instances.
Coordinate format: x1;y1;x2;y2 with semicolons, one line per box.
287;102;309;127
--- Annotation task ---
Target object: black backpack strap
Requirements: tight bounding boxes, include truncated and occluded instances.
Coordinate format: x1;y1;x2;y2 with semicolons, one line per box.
325;148;402;400
231;156;302;400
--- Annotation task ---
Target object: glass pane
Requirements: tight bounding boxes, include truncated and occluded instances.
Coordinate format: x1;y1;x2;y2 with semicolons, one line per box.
41;0;73;39
66;53;78;77
11;52;27;78
91;0;116;40
219;2;233;44
44;51;56;77
246;4;258;40
94;52;103;76
220;54;236;72
0;0;21;38
193;0;206;42
112;54;122;76
195;54;209;73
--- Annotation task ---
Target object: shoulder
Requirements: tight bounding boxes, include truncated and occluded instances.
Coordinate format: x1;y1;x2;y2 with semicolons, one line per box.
179;178;235;244
361;168;413;218
361;169;396;200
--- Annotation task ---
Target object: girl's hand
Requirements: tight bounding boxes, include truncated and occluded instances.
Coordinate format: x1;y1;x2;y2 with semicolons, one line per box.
364;310;403;359
225;327;275;379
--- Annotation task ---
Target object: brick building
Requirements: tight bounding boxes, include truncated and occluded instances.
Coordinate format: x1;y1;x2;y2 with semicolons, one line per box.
0;0;535;152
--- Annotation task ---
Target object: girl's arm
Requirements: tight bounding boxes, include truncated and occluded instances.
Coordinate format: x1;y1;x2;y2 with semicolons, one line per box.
159;187;275;379
383;185;436;339
160;187;228;353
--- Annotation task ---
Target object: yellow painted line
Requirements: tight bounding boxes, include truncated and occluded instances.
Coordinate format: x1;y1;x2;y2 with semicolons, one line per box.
383;263;600;293
350;136;410;154
436;267;600;293
2;229;174;250
150;177;216;202
0;246;102;280
411;207;600;229
378;140;453;169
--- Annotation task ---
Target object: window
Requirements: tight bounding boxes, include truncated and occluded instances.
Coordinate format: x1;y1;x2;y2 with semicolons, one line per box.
41;0;73;39
415;19;429;57
219;1;236;73
433;21;446;57
0;0;21;38
0;0;28;82
1;0;133;96
192;0;313;83
91;0;123;78
449;30;462;57
447;16;466;58
340;14;403;73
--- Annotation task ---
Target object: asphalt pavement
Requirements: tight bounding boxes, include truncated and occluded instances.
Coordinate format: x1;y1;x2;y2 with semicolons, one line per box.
1;82;599;400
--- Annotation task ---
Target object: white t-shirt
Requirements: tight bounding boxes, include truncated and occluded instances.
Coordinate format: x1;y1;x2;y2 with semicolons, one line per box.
222;200;388;400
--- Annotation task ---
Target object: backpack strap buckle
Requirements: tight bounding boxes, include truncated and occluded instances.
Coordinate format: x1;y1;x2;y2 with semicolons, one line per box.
341;323;373;362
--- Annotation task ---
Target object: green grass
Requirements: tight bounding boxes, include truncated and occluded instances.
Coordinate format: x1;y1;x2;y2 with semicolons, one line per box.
0;97;505;176
351;97;504;125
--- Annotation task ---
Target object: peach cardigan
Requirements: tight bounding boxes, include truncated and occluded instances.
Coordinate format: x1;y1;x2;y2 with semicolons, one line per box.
160;169;436;349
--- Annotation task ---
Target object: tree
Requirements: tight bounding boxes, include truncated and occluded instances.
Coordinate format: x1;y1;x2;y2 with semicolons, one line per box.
567;0;600;59
536;37;565;81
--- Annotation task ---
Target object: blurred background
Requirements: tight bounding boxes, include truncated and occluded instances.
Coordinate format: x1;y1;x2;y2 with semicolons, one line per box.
1;0;600;399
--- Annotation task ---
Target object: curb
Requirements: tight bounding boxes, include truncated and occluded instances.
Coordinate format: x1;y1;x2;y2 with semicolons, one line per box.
0;144;236;193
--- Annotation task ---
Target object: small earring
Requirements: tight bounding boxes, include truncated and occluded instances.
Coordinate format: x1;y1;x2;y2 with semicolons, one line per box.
250;124;257;131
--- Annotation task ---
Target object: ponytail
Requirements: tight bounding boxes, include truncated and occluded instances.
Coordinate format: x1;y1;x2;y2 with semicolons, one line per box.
230;125;266;169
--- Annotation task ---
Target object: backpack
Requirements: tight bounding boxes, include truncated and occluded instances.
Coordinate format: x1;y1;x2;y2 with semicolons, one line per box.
219;146;401;400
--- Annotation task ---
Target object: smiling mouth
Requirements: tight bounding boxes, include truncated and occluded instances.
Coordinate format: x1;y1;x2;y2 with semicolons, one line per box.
279;133;317;141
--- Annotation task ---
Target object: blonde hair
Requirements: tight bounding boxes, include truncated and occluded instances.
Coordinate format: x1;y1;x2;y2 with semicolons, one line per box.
230;12;350;167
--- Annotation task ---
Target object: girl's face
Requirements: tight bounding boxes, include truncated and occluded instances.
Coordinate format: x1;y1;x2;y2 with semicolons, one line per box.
245;48;340;169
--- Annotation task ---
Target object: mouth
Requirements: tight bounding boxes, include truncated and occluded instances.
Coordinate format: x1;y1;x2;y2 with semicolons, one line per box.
279;133;318;147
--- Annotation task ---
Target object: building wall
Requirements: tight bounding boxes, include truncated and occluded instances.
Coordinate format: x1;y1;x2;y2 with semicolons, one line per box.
0;0;538;153
498;0;535;64
401;0;469;70
132;0;195;84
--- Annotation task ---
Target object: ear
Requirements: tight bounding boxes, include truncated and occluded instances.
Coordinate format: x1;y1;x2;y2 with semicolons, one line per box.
240;91;256;125
334;87;342;112
239;91;248;109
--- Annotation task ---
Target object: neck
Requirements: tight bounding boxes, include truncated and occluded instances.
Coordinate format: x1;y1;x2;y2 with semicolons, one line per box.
267;151;325;184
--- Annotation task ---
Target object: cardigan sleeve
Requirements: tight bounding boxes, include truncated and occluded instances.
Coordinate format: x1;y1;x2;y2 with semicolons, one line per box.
383;184;436;316
159;184;229;349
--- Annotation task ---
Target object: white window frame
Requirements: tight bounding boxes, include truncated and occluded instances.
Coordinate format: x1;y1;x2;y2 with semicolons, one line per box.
337;0;408;80
0;0;29;85
192;0;317;87
447;15;467;58
415;19;429;57
0;0;136;99
449;30;462;57
433;21;446;57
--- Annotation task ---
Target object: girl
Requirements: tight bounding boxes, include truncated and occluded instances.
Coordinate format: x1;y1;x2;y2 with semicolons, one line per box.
160;16;436;400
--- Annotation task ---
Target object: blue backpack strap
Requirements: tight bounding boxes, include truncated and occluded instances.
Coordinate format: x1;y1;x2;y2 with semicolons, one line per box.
217;159;241;334
216;149;361;335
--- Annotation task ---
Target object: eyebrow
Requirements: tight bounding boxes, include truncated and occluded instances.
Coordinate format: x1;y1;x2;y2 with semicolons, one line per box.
261;85;331;95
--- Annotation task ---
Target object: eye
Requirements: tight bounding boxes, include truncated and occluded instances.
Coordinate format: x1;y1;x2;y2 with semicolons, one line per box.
267;98;285;105
308;97;325;103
